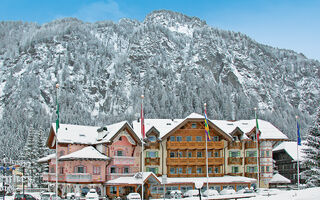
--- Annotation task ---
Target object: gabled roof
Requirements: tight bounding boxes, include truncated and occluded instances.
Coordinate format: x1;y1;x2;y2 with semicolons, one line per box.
37;153;56;163
269;173;291;184
133;113;232;141
59;146;109;161
105;172;161;185
48;121;140;148
273;141;306;161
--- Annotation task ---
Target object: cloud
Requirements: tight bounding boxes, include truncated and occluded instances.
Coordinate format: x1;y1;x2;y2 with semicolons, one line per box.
73;0;125;22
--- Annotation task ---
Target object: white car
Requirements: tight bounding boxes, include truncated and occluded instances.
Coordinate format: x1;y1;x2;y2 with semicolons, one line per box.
203;189;219;197
237;187;254;194
85;189;99;200
183;189;200;197
41;193;61;200
126;193;141;200
220;188;236;195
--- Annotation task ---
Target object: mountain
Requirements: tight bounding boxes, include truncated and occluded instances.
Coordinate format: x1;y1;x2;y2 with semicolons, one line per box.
0;10;319;158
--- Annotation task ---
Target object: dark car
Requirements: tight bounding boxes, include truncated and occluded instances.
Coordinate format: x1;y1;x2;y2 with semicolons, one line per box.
14;194;37;200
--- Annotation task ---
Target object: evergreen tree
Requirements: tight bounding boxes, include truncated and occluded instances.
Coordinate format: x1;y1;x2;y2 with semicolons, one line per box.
302;107;320;187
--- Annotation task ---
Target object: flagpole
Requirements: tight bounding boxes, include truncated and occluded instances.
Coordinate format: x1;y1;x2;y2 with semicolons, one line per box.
296;116;300;190
204;103;209;192
55;83;59;199
254;108;260;188
141;95;144;200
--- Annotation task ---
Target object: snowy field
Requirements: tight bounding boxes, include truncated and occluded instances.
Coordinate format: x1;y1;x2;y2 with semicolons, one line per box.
153;187;320;200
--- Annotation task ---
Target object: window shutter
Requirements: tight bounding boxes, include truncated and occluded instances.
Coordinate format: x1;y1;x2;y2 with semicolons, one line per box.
229;151;231;157
237;151;240;157
146;167;149;172
155;168;158;174
156;151;158;157
146;151;150;157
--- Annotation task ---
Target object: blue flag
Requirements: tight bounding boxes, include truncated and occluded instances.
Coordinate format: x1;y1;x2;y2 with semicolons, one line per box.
297;122;301;146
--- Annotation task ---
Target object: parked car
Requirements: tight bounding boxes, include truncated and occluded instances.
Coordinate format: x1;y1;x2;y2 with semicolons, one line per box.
170;190;182;199
255;188;280;196
14;194;37;200
41;193;61;200
203;189;219;197
85;189;99;200
126;193;141;200
237;187;254;194
183;189;200;197
220;187;236;195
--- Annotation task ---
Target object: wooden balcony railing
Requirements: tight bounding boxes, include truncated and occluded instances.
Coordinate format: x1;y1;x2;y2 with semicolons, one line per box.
245;142;257;149
228;157;243;165
167;157;224;165
145;142;160;150
227;173;243;176
228;142;242;150
145;157;160;166
245;157;257;164
245;172;258;179
167;141;224;150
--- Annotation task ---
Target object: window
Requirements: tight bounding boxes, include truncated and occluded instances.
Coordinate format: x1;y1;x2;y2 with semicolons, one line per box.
229;151;240;157
170;152;175;158
177;167;183;174
75;166;85;173
192;123;197;128
208;167;212;173
214;167;219;173
246;151;257;157
93;166;101;175
196;167;202;173
247;166;256;173
178;151;183;157
147;167;158;174
176;136;182;142
110;167;116;173
124;167;129;174
266;166;270;172
196;136;202;141
116;150;123;156
188;152;192;158
260;151;265;157
170;167;175;174
60;150;65;156
208;151;212;157
148;135;156;142
186;136;192;141
261;166;265;173
212;136;219;141
60;167;64;174
170;136;175;141
119;136;122;141
187;167;192;174
232;166;239;173
50;167;55;173
110;186;117;194
197;152;202;158
147;151;158;158
214;151;219;157
266;151;270;157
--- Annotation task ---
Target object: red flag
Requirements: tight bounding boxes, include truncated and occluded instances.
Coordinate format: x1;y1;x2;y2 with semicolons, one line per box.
141;103;145;139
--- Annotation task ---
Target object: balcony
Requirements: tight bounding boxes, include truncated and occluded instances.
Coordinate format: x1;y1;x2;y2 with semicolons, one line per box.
245;142;257;149
227;173;243;176
228;157;243;165
145;142;160;150
167;141;224;150
145;157;160;166
167;157;224;166
245;157;257;164
245;172;258;179
42;173;65;182
66;173;92;182
111;156;135;165
228;142;242;150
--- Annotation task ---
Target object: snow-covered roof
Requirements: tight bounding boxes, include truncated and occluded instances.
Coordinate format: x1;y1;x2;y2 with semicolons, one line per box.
273;141;306;161
37;153;56;163
269;173;291;184
132;113;288;141
51;121;133;145
106;174;256;185
106;172;160;185
59;146;109;161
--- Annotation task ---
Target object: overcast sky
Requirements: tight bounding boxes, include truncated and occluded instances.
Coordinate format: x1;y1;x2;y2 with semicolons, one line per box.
1;0;319;61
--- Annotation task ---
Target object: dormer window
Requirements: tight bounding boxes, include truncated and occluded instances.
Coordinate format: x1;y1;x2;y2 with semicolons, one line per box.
192;123;197;128
148;135;156;142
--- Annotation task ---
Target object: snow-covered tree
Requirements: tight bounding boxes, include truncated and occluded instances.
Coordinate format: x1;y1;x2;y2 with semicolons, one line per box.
302;107;320;187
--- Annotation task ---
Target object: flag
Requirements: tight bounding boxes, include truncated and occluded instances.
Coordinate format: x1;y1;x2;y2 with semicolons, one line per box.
141;103;145;139
255;113;260;141
204;109;211;141
297;122;301;146
56;96;60;132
